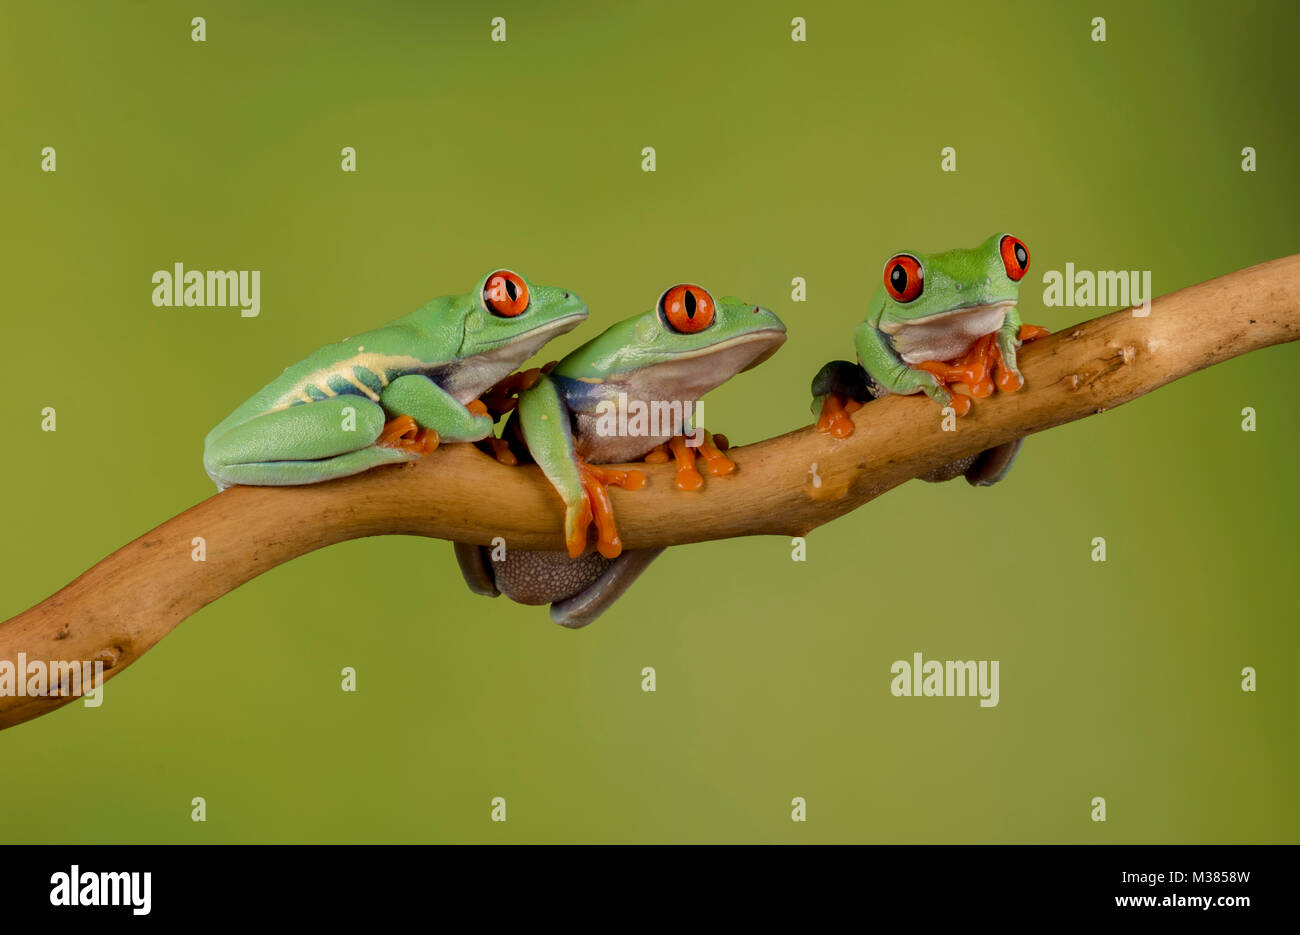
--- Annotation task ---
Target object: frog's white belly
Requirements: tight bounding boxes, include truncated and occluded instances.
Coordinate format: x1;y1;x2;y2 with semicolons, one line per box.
884;301;1012;364
573;423;667;464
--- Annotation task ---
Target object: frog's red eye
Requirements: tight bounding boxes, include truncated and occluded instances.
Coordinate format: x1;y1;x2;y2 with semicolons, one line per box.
659;284;715;334
999;235;1030;281
484;270;530;317
883;254;924;303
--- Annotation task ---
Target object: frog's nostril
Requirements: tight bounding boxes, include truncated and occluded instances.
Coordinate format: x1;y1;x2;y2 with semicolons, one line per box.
563;292;569;298
753;306;760;313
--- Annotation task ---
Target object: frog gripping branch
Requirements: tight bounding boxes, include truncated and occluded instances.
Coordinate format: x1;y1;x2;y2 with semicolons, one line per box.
203;269;588;490
454;283;787;627
811;233;1051;485
0;254;1297;731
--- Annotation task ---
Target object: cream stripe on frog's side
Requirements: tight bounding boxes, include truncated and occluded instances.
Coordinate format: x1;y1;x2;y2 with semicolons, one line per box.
202;270;589;490
271;352;433;410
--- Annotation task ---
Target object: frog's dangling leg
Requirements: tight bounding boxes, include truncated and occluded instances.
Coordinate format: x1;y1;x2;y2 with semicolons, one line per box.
964;439;1025;487
576;459;646;559
810;360;874;438
549;547;668;629
452;542;500;597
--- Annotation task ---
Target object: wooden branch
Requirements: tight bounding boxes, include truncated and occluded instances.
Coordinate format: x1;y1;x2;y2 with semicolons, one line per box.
2;255;1297;730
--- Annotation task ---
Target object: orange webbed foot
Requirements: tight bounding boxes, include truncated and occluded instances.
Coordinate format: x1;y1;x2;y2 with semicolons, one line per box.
1019;324;1051;343
573;459;646;559
377;415;439;454
816;393;861;438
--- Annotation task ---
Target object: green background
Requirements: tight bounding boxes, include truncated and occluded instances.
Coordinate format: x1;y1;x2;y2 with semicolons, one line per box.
1;0;1297;843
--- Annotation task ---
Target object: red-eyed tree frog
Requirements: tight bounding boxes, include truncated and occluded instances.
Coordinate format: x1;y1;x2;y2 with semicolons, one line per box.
811;233;1050;484
203;270;587;489
455;284;787;628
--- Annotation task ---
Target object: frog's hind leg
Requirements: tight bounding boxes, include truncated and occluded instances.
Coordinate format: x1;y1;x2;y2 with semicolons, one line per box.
463;539;666;627
549;547;668;629
963;439;1024;487
453;542;501;597
811;360;875;438
205;396;420;488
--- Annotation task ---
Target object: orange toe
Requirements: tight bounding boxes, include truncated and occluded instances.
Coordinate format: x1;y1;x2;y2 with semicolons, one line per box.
816;394;857;439
667;436;705;490
699;432;736;477
643;444;671;464
486;436;516;465
377;415;424;450
413;428;439;455
578;466;621;558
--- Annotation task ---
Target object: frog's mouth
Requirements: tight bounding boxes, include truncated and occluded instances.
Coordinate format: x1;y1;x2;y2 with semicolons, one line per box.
447;310;587;402
668;327;787;372
611;328;787;401
881;301;1014;365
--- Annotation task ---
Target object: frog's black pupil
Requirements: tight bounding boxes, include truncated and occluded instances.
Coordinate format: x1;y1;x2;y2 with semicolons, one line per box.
684;290;697;317
891;264;907;291
504;279;517;301
1015;244;1027;268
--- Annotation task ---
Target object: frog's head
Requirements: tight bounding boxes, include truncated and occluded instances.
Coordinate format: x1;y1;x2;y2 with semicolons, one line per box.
456;269;589;363
557;284;787;399
876;233;1030;364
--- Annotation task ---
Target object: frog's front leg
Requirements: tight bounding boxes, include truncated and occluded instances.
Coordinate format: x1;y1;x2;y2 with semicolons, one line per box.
855;321;950;406
518;376;644;559
379;374;494;443
204;396;417;488
993;310;1052;393
993;305;1025;391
